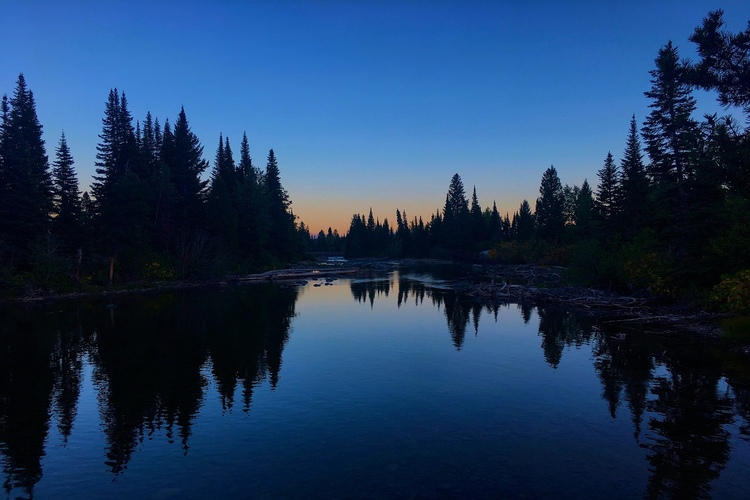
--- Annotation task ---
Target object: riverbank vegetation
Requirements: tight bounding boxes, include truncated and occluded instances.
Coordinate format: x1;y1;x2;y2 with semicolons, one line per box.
340;10;750;314
0;80;302;295
1;10;749;316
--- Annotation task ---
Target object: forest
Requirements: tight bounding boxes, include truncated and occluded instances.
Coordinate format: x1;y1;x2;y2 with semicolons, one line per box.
339;10;750;314
0;10;748;313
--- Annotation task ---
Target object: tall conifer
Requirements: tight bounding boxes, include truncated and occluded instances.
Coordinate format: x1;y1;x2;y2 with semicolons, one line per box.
642;41;700;234
264;149;298;260
535;166;565;241
619;116;649;237
168;107;209;234
51;132;81;249
595;152;620;229
0;74;52;255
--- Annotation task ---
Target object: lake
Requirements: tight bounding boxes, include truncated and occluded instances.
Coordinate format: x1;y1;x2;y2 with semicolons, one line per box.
1;269;749;498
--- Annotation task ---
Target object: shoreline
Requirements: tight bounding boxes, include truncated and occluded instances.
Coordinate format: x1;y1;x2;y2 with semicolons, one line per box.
2;259;744;352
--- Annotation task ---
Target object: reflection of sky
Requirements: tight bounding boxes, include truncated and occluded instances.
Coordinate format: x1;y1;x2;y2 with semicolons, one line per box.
18;277;750;498
4;2;750;233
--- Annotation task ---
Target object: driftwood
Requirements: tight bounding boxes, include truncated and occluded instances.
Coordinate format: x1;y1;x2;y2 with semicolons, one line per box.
238;267;361;283
462;265;727;337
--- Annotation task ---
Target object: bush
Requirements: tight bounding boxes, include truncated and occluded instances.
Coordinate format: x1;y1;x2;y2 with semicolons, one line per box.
711;270;750;314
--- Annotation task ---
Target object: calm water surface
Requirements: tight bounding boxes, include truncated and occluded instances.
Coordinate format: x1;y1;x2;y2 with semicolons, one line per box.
1;270;749;498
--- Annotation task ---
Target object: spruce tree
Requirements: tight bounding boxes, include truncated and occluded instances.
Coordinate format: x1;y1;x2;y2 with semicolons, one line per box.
207;134;238;254
595;152;620;231
92;89;148;281
469;186;485;244
441;173;469;254
535;166;565;241
502;212;512;241
642;41;700;234
139;111;160;177
689;9;750;112
0;74;52;256
263;149;298;260
444;173;468;222
235;132;268;264
168;107;209;234
211;133;237;194
688;11;750;198
152;119;176;251
619;115;649;238
223;136;236;193
489;201;502;243
562;184;580;226
51;132;81;249
91;89;137;210
516;200;535;241
574;180;594;237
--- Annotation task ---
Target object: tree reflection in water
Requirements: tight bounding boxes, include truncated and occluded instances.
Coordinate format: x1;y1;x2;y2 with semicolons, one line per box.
349;275;748;497
0;306;57;498
0;283;298;496
0;275;748;498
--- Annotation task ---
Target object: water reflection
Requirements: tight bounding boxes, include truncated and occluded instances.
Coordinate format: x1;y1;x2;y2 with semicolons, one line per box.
0;284;297;496
0;306;57;498
0;275;748;498
347;274;748;497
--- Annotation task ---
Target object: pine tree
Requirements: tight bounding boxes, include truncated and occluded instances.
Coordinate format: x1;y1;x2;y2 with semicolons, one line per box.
443;173;468;222
152;119;176;250
642;41;700;233
535;166;565;241
469;186;485;244
489;201;502;243
235;132;268;264
211;133;237;194
595;152;620;230
575;180;594;237
618;116;649;237
91;89;148;281
688;11;750;198
689;9;750;113
237;132;257;183
516;200;535;241
441;173;469;254
168;107;209;234
223;136;236;193
207;134;239;254
0;74;52;256
562;184;580;226
140;111;159;177
263;149;298;260
502;212;512;240
51;132;81;249
91;89;137;210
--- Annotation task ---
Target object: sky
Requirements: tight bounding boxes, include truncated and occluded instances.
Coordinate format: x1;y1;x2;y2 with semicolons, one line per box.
2;1;749;234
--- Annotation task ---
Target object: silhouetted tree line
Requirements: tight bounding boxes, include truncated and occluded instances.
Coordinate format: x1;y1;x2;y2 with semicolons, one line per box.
344;10;750;312
0;79;302;288
297;224;344;254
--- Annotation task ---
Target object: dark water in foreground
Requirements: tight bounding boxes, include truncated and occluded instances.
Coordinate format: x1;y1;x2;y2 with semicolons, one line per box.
1;270;749;499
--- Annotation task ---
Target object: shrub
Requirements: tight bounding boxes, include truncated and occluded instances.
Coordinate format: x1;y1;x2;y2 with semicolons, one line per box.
711;270;750;314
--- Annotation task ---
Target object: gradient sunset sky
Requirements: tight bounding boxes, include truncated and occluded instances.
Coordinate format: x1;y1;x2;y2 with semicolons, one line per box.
3;1;749;234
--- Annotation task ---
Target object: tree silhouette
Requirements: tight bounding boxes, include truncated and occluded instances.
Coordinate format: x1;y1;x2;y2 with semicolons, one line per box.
618;116;649;238
0;74;52;261
595;152;620;235
535;166;565;242
51;132;82;251
643;41;699;244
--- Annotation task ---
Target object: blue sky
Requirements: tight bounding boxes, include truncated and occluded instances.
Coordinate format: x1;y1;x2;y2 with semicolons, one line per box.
2;1;749;233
